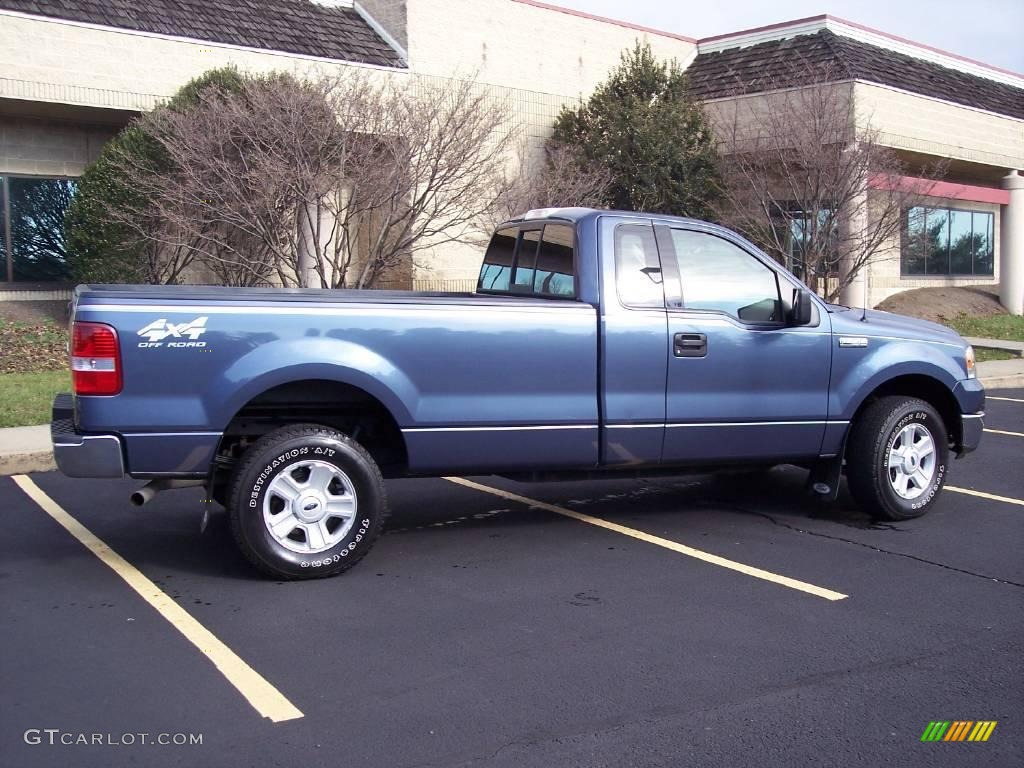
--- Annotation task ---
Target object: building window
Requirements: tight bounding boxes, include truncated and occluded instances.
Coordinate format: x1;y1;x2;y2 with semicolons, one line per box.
775;206;838;282
902;206;994;277
0;176;77;282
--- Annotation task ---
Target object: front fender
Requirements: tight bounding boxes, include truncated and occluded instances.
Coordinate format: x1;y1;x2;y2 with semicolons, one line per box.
831;340;964;421
210;337;418;429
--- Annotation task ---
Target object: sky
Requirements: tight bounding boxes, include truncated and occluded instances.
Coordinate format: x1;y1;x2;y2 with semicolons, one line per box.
552;0;1024;73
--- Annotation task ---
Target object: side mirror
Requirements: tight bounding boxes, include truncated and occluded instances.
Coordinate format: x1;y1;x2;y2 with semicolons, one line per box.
790;288;813;326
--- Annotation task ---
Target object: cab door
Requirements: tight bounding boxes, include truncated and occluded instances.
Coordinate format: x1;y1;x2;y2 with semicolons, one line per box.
657;223;833;465
599;217;668;466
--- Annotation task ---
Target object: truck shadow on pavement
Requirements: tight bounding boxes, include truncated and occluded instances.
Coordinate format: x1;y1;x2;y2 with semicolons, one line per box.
16;467;902;583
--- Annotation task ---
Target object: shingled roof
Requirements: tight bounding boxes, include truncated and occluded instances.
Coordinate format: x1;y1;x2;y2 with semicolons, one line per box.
0;0;405;67
687;29;1024;120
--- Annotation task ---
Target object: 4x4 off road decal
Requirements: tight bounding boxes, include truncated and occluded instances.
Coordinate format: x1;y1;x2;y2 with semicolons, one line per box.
137;317;209;348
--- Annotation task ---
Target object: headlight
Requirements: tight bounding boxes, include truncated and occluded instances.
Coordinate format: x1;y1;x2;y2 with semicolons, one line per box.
965;345;976;379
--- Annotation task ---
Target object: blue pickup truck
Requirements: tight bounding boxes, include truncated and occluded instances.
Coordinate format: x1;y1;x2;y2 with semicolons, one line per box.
53;208;985;579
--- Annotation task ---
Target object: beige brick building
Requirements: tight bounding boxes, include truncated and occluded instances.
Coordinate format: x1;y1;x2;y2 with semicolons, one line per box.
0;1;1021;311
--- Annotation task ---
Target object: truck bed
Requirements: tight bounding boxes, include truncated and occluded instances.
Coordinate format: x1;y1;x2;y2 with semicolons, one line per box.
71;282;600;477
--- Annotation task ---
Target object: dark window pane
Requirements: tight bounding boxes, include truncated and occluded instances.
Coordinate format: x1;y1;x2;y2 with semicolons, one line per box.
671;229;781;322
902;206;927;275
614;224;662;307
925;208;950;275
512;229;541;292
533;223;575;297
781;207;837;280
478;227;517;292
949;209;973;275
8;177;76;281
787;218;806;278
973;212;994;276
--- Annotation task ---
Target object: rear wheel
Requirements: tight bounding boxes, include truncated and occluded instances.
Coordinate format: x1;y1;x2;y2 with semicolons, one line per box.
227;423;388;579
846;396;949;521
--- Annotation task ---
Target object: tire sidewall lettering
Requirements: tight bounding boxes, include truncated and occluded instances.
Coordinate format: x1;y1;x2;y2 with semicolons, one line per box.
299;521;371;568
241;437;380;573
883;408;947;513
249;447;310;508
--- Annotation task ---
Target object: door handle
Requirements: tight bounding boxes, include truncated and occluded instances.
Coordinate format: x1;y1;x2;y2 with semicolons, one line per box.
674;332;707;358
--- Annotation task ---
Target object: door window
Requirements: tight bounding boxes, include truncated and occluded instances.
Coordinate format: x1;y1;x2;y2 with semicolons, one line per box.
670;230;782;323
614;224;664;308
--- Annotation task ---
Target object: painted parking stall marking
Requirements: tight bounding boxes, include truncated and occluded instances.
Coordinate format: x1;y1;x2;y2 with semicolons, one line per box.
444;476;848;601
946;485;1024;507
983;428;1024;438
987;396;1024;403
12;475;304;723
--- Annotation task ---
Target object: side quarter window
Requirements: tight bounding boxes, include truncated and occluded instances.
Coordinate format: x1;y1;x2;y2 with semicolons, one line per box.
479;227;518;292
614;224;664;308
670;229;782;323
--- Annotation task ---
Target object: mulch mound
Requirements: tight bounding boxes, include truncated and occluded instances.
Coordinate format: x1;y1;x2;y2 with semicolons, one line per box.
875;286;1006;325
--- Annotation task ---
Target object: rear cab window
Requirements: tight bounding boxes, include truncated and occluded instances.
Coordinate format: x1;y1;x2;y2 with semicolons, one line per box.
479;227;516;292
478;223;577;299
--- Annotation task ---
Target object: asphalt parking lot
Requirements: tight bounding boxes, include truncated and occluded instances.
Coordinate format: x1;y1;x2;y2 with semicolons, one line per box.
2;391;1022;768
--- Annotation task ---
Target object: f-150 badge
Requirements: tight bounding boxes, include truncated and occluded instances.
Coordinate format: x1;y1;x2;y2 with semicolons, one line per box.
137;317;208;348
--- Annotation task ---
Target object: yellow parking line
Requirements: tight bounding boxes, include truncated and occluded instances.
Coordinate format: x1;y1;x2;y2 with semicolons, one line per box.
12;476;303;723
444;476;848;602
988;396;1024;403
984;428;1024;438
946;485;1024;507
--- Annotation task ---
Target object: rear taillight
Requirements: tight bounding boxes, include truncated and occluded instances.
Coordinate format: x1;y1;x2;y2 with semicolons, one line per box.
71;321;122;395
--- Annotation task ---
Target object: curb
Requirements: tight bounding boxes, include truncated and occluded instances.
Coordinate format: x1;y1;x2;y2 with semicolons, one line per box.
980;374;1024;390
0;451;56;476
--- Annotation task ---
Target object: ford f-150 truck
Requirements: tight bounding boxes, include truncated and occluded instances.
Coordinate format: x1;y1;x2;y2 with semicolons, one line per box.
52;208;985;579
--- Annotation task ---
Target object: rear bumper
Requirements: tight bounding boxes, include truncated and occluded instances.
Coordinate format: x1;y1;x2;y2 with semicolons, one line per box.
51;393;125;478
958;412;984;456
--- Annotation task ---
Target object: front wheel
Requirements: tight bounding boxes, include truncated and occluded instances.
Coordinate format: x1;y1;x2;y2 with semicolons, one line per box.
846;396;949;521
227;423;388;579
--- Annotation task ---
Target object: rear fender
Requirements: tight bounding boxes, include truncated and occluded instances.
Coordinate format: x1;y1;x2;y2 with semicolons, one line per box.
211;337;417;429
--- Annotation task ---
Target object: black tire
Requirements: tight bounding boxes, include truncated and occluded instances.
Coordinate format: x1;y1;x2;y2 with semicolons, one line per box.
227;423;388;580
846;396;949;521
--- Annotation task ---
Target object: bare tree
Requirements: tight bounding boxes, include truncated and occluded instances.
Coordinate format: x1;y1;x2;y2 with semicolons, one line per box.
106;70;517;289
710;65;945;302
492;143;612;224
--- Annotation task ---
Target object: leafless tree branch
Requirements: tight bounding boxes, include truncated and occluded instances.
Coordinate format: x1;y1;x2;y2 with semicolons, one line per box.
709;61;946;302
105;70;518;288
492;142;612;225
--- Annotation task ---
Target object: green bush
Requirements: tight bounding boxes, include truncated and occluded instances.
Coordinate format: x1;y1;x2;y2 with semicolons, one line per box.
64;67;246;284
551;43;720;218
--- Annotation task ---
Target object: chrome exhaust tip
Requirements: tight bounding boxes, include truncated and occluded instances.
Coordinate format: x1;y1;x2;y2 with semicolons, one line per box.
130;479;205;506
